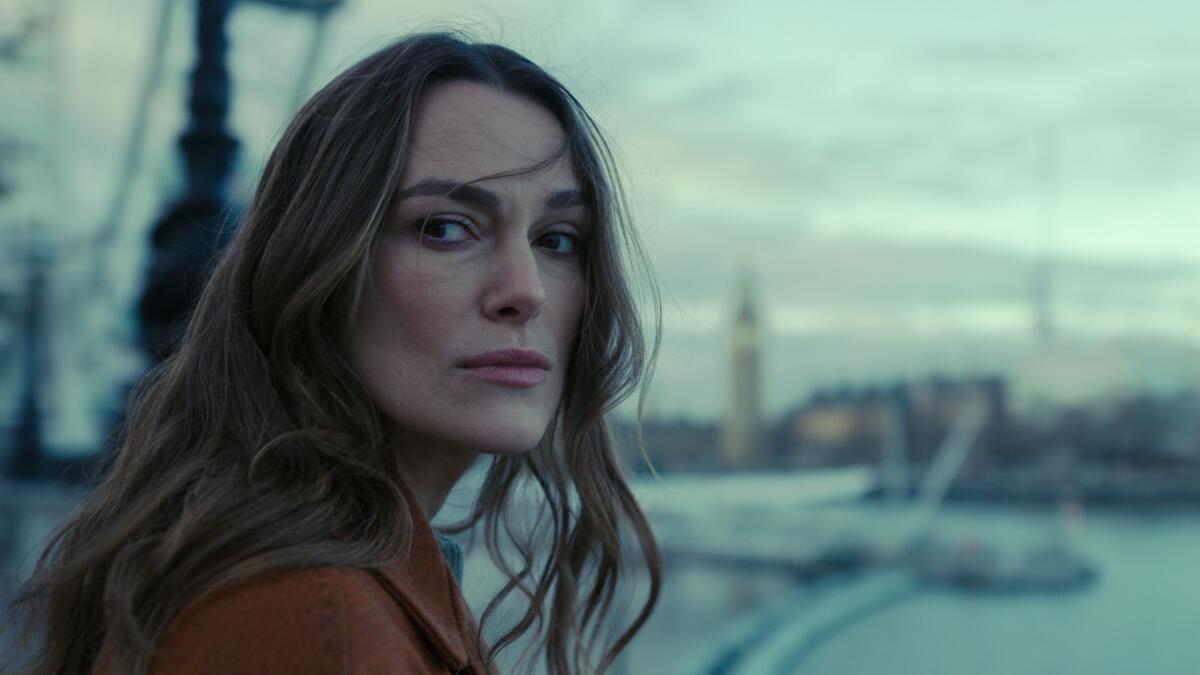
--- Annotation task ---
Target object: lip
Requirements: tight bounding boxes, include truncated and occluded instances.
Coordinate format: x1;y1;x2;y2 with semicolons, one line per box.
459;349;550;388
459;349;551;370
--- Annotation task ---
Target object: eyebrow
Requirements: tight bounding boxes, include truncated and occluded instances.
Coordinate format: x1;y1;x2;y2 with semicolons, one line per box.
396;177;584;211
545;188;584;209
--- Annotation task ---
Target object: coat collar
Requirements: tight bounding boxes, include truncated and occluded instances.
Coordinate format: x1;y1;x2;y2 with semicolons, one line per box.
371;478;490;674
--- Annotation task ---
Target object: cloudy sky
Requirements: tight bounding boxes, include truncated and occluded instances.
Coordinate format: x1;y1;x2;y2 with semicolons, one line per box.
11;0;1200;424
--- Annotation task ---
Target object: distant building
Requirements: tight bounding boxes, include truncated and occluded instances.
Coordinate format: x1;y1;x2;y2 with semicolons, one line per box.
1008;337;1200;414
721;272;762;470
614;416;722;473
776;385;893;468
775;375;1011;471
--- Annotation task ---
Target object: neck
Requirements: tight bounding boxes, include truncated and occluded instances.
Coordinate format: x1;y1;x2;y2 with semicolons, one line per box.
393;435;480;519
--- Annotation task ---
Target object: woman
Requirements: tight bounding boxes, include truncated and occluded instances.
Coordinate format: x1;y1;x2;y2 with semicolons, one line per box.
10;32;661;675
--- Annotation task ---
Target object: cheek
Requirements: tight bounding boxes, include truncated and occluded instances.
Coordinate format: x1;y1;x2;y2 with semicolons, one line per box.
366;230;486;354
551;275;586;350
367;285;463;366
349;269;438;382
347;285;459;424
368;246;471;342
347;294;401;392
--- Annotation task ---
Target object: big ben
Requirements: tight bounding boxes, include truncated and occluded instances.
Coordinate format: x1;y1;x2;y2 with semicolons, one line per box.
722;272;761;469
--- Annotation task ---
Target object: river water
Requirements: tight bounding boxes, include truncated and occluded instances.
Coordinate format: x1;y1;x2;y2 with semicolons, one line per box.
5;489;1196;673
618;503;1200;675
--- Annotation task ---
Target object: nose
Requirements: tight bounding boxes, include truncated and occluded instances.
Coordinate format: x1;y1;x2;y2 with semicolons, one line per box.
482;239;546;322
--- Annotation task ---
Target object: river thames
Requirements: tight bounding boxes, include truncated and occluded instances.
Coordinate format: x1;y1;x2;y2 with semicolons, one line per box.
620;503;1200;675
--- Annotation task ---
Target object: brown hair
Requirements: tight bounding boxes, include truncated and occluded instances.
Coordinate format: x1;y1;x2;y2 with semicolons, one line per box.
7;31;660;675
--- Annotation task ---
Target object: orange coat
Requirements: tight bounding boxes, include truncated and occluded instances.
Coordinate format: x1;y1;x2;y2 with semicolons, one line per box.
95;481;490;674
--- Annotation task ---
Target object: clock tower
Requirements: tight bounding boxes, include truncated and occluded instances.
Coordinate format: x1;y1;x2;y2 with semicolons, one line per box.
722;272;761;469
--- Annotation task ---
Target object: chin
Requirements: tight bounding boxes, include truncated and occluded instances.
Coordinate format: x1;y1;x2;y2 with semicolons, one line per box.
443;398;560;456
467;423;554;456
385;397;561;457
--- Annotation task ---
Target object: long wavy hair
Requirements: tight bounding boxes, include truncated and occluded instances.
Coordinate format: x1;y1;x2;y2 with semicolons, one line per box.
8;32;661;675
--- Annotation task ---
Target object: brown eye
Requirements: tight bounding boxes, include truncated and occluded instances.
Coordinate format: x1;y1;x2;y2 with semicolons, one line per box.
538;230;581;255
418;216;475;245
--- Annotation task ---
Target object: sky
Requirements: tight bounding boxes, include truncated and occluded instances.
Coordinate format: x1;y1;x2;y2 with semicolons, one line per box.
6;0;1200;432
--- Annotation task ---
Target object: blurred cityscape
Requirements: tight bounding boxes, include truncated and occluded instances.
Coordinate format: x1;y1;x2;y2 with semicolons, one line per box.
620;271;1200;505
4;1;1200;674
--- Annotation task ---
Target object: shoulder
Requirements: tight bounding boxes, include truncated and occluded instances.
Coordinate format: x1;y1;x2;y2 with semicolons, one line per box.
149;566;440;674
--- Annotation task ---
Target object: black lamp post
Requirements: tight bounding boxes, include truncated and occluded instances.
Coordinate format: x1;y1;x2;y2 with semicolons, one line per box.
138;0;239;361
8;249;48;480
3;0;344;481
137;0;344;362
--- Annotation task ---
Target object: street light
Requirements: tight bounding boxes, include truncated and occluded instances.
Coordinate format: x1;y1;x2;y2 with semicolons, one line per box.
138;0;344;361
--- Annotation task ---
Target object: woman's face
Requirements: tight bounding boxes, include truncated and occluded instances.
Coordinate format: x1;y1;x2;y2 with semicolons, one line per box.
348;81;588;457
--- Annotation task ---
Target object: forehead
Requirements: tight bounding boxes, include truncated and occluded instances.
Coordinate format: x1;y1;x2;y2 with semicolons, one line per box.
401;81;576;188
